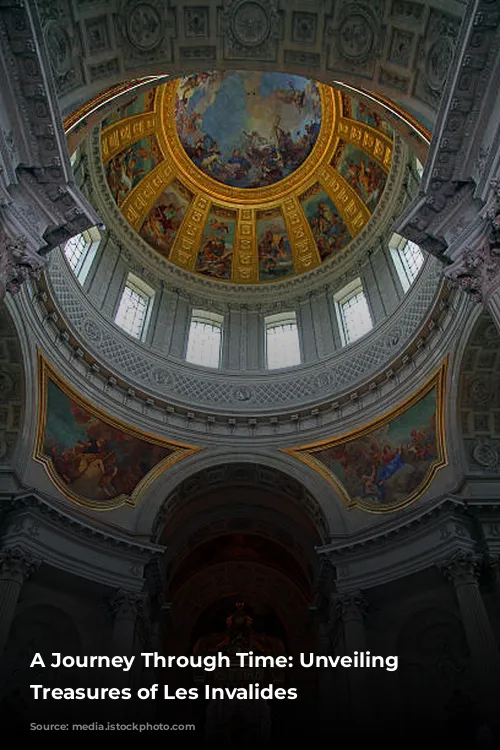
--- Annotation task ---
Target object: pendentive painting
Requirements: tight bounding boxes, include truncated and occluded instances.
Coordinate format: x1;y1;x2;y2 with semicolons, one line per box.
283;363;447;513
332;140;389;212
105;135;163;206
257;209;294;281
35;358;200;510
196;206;236;280
300;183;351;261
174;71;322;189
139;180;192;259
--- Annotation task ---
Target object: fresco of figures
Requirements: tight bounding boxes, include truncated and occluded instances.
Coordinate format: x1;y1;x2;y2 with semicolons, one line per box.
42;379;174;503
195;207;236;280
105;135;162;205
257;210;294;281
300;183;351;261
332;141;389;212
311;387;440;508
101;88;156;129
140;181;192;258
174;71;322;189
341;94;393;138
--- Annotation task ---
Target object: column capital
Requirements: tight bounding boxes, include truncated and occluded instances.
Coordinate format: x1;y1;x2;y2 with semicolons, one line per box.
0;232;46;298
334;590;368;622
109;588;148;619
0;546;41;582
444;182;500;304
437;550;481;586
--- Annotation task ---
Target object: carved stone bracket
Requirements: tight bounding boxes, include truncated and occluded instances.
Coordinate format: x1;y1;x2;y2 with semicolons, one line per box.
0;232;47;298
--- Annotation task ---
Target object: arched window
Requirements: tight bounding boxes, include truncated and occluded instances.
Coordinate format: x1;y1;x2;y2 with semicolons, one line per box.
265;312;301;369
334;278;373;346
114;273;154;341
63;227;102;284
389;233;424;292
186;309;224;368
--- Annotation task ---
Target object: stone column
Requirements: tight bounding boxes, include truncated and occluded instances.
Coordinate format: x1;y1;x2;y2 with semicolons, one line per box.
335;591;369;718
438;551;500;726
0;547;40;657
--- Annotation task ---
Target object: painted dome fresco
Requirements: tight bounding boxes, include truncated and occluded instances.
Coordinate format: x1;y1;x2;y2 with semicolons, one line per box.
101;72;394;284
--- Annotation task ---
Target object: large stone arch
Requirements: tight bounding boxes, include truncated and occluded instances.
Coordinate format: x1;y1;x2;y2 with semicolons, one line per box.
134;447;350;538
36;0;466;131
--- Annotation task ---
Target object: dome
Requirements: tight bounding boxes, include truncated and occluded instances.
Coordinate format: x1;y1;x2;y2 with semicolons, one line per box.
100;72;394;284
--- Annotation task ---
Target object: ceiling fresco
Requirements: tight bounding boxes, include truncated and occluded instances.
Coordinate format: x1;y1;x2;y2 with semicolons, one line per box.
34;356;201;511
283;361;448;514
100;71;394;284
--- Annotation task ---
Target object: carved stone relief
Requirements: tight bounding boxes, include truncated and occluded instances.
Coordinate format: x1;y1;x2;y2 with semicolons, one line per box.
414;9;461;108
220;0;281;61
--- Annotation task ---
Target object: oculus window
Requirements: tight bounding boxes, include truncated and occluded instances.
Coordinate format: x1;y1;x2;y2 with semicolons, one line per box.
63;227;102;284
390;233;425;292
335;279;373;346
114;273;154;341
186;310;224;368
265;312;301;369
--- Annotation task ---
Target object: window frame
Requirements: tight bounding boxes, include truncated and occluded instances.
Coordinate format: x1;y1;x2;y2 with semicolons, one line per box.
63;227;101;284
264;311;302;370
114;272;155;342
389;233;425;293
334;278;373;347
185;309;224;369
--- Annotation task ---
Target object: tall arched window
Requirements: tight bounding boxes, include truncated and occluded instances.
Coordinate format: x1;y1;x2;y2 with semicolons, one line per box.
265;312;301;369
389;233;425;292
185;310;224;368
63;227;102;284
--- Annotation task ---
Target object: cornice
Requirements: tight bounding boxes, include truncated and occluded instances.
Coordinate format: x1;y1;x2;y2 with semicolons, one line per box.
0;490;164;560
19;264;465;442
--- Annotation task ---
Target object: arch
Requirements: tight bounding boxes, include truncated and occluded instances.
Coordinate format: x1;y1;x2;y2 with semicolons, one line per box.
134;448;351;538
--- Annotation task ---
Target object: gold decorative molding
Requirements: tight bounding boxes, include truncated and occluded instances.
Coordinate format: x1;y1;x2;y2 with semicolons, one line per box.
317;164;371;237
282;195;321;273
170;194;211;270
234;208;258;283
338;118;393;172
120;161;176;231
101;113;156;163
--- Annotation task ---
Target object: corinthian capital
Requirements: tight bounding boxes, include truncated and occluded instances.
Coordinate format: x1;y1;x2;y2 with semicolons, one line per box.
0;546;41;582
437;550;481;586
0;231;47;298
444;241;500;303
335;591;368;622
109;588;148;619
